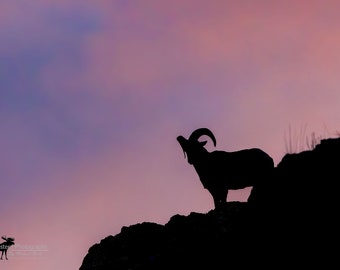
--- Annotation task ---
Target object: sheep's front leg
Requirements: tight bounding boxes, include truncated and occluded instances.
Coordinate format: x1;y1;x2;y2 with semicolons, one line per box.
211;188;228;209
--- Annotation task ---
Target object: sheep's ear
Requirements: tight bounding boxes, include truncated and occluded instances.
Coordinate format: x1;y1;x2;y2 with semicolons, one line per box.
200;141;207;146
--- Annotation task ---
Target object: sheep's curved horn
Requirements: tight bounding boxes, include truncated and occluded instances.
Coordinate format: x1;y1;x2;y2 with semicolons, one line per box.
189;128;216;146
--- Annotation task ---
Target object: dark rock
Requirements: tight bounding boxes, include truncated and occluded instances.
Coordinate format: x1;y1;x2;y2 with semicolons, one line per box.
80;137;340;269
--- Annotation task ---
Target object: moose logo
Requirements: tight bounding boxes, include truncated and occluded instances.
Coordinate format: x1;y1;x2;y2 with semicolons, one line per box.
0;236;15;260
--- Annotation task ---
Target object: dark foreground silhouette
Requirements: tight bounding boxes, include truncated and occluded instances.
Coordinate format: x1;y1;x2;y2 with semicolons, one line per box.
177;128;274;208
0;236;15;260
80;137;339;269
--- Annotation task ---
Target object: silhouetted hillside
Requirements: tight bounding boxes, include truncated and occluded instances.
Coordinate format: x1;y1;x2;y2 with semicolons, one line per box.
79;137;339;269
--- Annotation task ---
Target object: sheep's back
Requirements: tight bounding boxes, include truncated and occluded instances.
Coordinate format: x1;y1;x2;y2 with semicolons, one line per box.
208;149;274;188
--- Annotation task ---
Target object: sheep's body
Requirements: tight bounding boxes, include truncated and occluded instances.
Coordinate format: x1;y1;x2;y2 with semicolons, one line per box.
177;128;274;208
194;149;274;207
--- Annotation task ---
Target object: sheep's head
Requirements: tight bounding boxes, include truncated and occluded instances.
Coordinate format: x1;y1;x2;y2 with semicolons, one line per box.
177;128;216;165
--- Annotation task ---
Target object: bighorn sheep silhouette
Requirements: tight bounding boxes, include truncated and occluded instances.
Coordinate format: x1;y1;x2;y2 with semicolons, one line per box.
0;236;15;260
177;128;274;209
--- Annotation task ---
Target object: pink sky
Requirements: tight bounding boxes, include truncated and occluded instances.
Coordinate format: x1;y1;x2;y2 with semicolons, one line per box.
1;1;340;269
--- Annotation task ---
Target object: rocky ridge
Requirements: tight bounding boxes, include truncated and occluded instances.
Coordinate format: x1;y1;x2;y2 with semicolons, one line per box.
80;137;339;269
